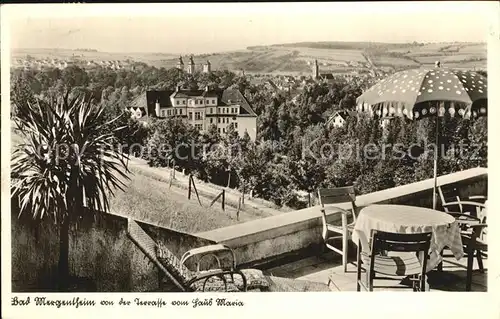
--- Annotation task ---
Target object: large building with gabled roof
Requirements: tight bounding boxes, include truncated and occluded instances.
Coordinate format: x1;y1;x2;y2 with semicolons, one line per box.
129;85;257;140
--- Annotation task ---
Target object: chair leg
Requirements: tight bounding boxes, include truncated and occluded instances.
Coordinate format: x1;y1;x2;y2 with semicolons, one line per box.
368;270;373;292
466;247;474;291
342;235;348;272
437;250;444;272
476;250;484;273
420;273;426;292
356;248;362;292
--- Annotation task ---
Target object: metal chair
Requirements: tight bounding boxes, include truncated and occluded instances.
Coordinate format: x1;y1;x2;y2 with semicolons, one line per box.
437;185;486;218
317;186;358;272
356;230;432;292
437;185;487;272
127;218;331;292
462;223;487;291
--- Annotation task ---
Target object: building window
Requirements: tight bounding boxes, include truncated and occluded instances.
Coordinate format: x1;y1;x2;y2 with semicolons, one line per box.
218;128;221;133
195;124;203;131
161;110;166;117
189;112;193;120
176;100;179;105
212;99;215;104
167;109;171;116
232;117;236;120
234;122;238;128
179;109;183;115
218;118;221;123
210;118;213;124
195;112;202;120
210;108;213;114
223;128;226;133
182;100;186;105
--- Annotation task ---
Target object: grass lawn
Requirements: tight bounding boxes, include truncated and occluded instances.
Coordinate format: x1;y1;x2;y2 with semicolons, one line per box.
110;169;270;234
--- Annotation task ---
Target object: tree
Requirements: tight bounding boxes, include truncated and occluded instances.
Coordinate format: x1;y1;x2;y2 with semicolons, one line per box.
146;117;198;171
11;92;130;291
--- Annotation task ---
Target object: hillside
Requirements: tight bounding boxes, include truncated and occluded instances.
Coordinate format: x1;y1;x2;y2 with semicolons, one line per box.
11;41;486;75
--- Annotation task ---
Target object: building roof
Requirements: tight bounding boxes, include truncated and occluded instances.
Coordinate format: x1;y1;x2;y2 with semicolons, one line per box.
143;87;257;117
221;89;256;117
320;73;335;80
170;88;219;98
329;110;357;121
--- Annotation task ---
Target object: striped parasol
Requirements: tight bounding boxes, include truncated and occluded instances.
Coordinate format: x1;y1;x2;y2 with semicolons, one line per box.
356;64;487;209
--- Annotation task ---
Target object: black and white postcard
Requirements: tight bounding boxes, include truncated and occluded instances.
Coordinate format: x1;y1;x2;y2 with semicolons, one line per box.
2;2;499;318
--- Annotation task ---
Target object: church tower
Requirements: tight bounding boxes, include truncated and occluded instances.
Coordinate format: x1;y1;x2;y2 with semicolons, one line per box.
312;59;319;79
202;60;211;73
187;55;196;74
177;56;184;70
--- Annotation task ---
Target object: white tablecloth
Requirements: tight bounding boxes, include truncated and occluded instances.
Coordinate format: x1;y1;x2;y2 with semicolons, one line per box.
352;204;464;272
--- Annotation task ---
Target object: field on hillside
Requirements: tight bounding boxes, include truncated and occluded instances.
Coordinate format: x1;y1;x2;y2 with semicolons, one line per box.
11;40;487;75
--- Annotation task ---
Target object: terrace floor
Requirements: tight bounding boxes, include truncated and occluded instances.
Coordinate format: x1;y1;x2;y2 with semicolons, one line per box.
266;249;487;292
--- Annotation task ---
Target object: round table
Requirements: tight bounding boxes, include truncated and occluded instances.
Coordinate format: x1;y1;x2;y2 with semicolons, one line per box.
352;204;464;272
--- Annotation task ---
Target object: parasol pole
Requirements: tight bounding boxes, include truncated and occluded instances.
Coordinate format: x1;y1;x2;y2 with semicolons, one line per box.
432;61;441;211
433;104;439;210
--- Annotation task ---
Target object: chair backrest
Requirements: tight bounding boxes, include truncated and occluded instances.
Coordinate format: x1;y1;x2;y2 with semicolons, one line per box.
126;218;189;291
368;230;432;279
317;186;358;220
370;230;432;253
437;185;461;212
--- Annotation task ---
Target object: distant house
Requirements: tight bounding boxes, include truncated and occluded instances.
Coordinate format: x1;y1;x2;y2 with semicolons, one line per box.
130;86;258;140
327;110;356;128
380;116;394;130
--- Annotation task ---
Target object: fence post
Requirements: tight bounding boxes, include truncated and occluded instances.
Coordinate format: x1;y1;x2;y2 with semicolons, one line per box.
172;160;176;179
169;169;174;189
242;182;245;205
237;197;241;221
190;175;203;207
188;174;192;199
221;189;225;212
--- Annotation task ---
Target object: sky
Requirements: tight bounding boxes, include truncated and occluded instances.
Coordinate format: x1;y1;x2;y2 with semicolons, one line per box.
3;2;497;54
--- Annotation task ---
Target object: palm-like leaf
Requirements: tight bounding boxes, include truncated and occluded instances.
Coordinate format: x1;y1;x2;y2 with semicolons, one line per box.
11;92;130;223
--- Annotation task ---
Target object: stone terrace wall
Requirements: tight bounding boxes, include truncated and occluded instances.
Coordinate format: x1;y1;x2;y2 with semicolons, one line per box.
11;208;214;292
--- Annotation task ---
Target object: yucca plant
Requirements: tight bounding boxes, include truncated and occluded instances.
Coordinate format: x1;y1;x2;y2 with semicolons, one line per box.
11;91;130;291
